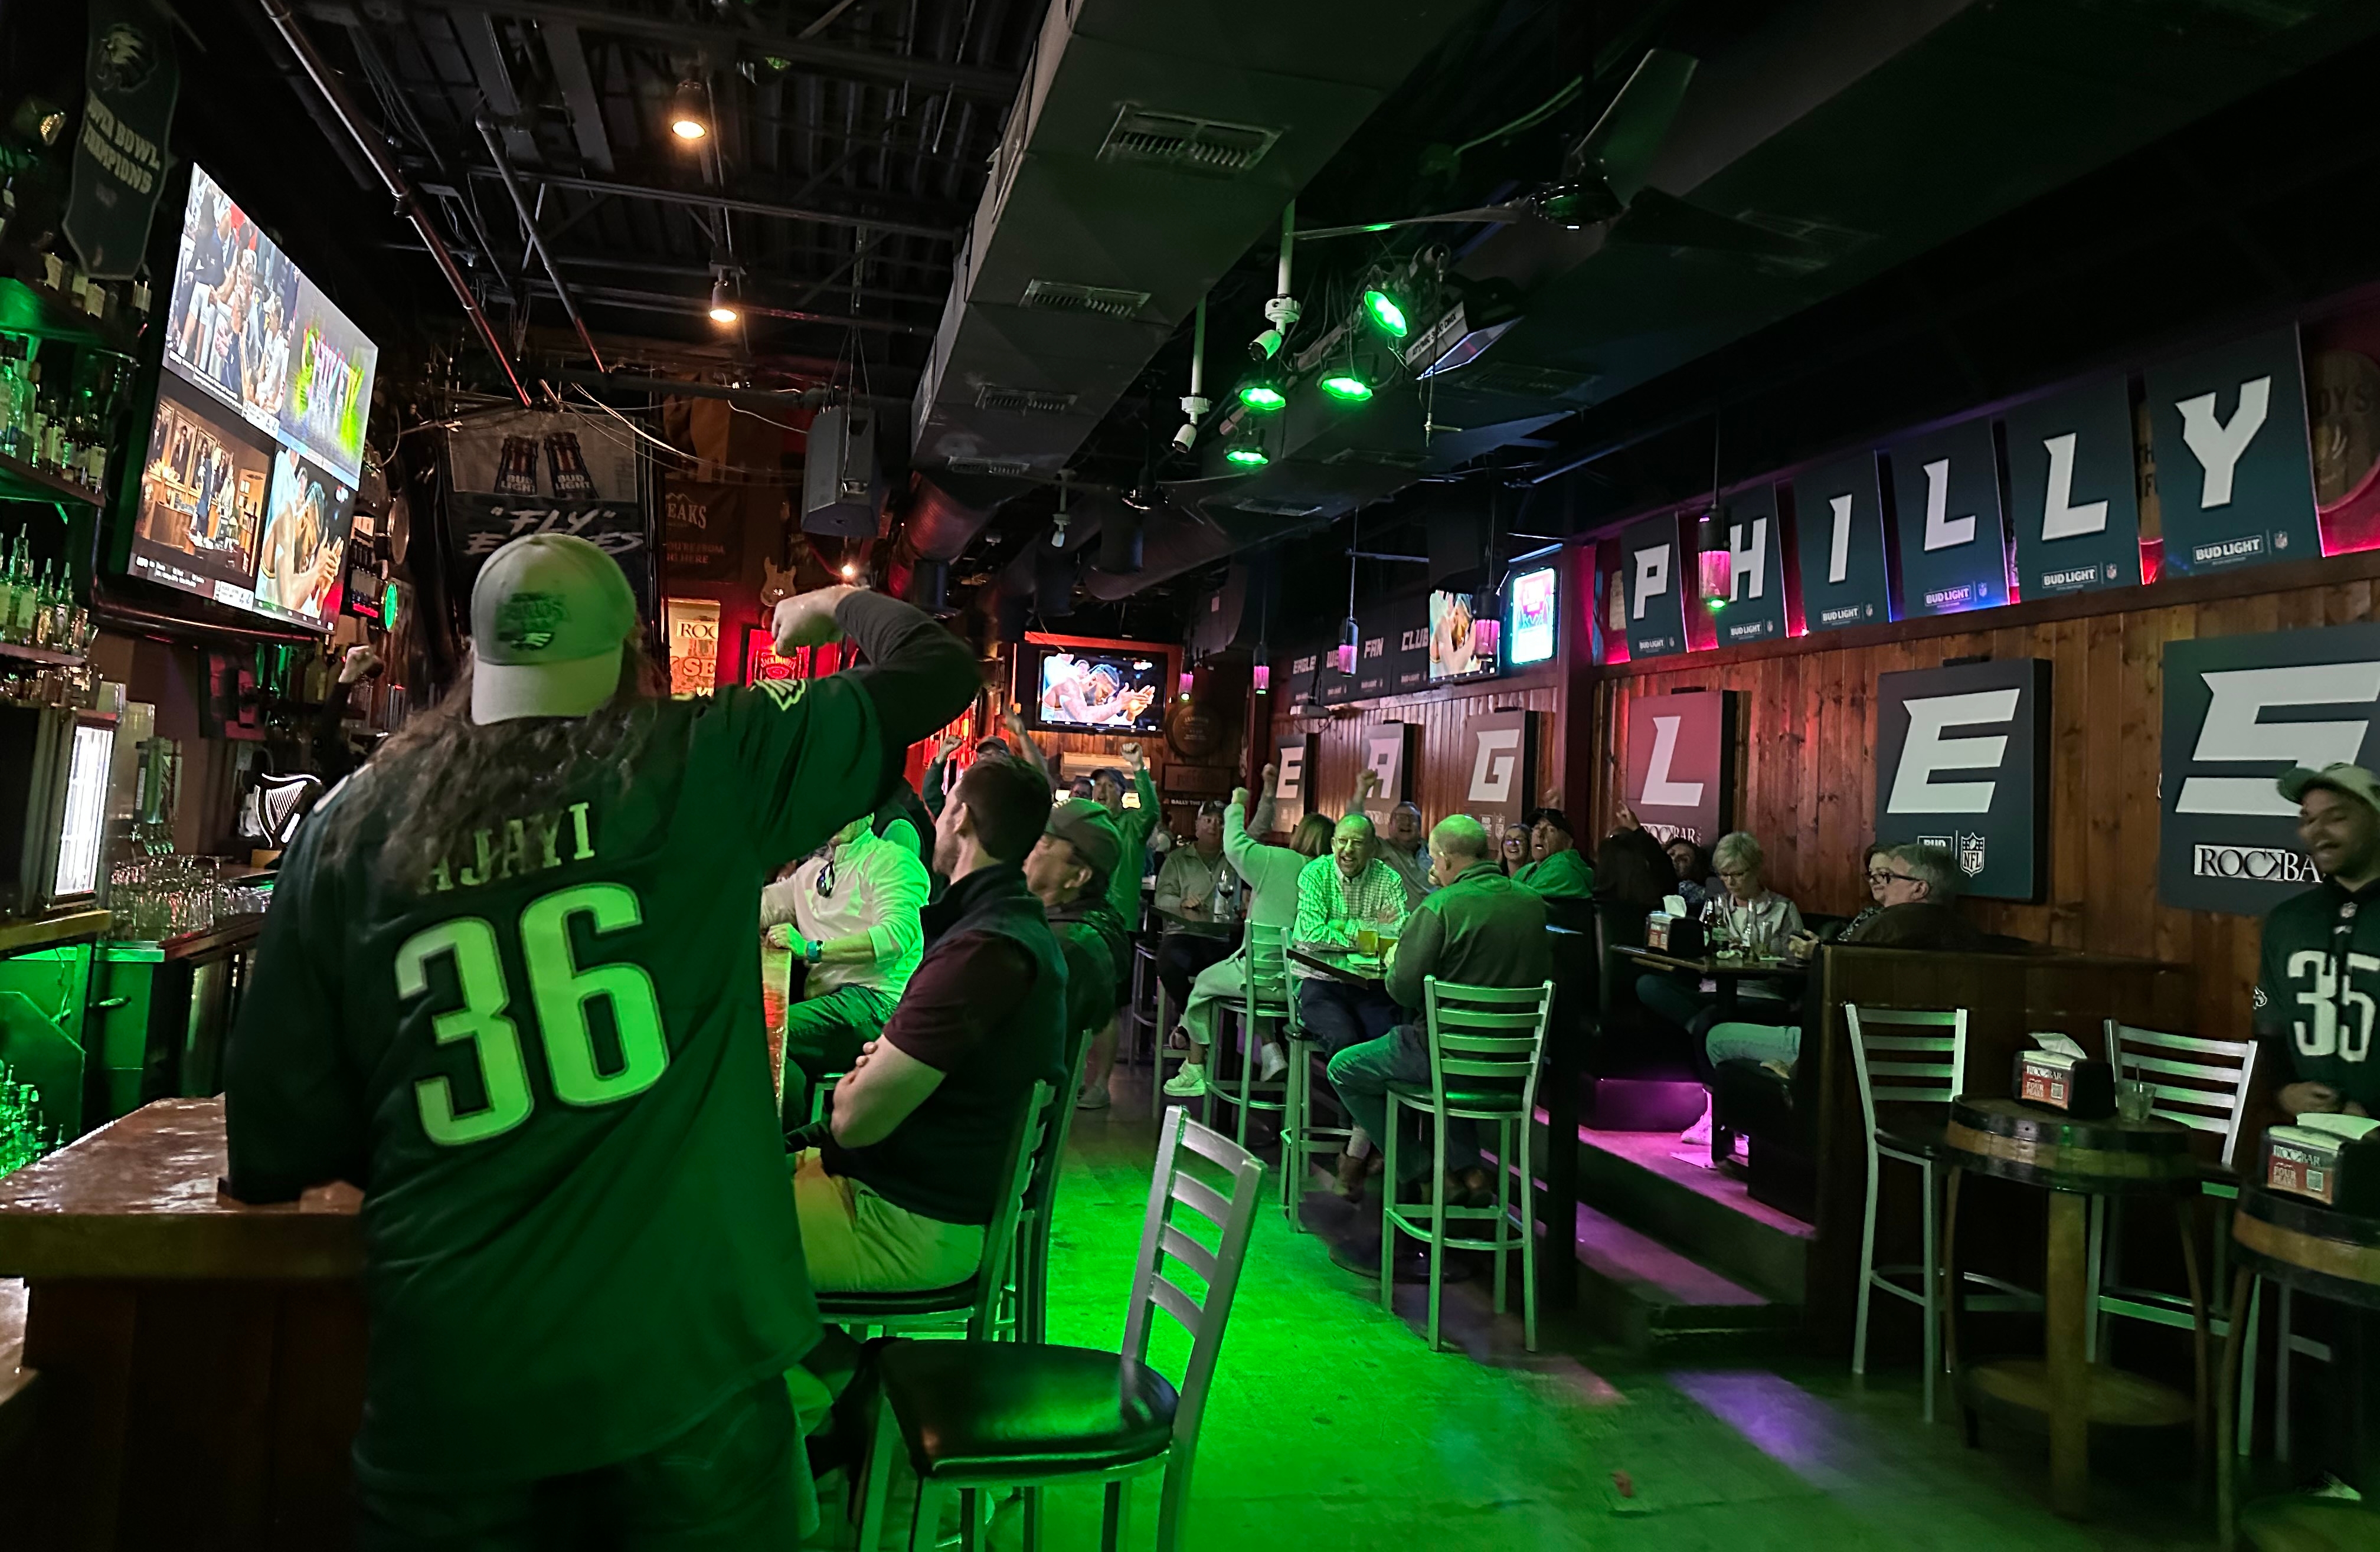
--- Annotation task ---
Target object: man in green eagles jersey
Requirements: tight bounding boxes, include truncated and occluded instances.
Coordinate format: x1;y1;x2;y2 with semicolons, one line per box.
2256;763;2380;1119
223;533;978;1549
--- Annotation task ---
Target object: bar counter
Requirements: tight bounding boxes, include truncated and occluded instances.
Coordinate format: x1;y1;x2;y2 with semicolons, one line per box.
0;1098;365;1550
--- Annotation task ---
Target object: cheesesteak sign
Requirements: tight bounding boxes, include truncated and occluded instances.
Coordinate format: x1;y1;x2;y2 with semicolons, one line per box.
1871;659;2049;901
2160;624;2380;913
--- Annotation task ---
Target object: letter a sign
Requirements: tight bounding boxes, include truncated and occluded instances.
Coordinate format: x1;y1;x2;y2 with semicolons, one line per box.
2160;624;2380;913
1872;660;2049;901
1624;692;1734;847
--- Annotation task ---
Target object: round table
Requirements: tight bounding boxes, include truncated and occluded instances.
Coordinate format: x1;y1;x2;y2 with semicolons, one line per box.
2217;1184;2380;1550
1941;1096;2207;1520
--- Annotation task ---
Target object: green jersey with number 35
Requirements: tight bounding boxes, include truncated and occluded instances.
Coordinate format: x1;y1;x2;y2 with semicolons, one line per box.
2254;877;2380;1111
227;673;887;1489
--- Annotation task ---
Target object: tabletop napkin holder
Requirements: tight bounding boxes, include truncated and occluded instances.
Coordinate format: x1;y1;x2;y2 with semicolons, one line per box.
2012;1032;2114;1119
1646;903;1704;957
2264;1114;2380;1213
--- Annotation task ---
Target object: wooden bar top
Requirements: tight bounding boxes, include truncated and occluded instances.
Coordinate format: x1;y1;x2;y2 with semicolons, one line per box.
0;1099;360;1282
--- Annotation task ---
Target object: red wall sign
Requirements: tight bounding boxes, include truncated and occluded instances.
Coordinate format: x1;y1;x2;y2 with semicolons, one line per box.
1623;690;1734;847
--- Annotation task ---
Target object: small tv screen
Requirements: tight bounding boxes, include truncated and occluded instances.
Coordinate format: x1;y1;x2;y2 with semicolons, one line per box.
1506;565;1558;666
123;164;380;632
1427;590;1495;681
1034;647;1164;731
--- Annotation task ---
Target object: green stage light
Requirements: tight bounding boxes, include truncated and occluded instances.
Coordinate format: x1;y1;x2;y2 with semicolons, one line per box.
1362;287;1408;339
1237;378;1287;413
1320;372;1374;403
1224;442;1270;468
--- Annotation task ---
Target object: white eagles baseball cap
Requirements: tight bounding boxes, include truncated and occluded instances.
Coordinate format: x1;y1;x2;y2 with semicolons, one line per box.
468;533;640;724
2278;762;2380;816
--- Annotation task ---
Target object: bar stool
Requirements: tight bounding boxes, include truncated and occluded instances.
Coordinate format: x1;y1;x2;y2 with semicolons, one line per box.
817;1081;1054;1343
853;1108;1267;1552
1279;978;1349;1231
1845;1005;2035;1422
1379;977;1555;1352
1202;925;1290;1147
1009;1034;1097;1344
2088;1021;2263;1448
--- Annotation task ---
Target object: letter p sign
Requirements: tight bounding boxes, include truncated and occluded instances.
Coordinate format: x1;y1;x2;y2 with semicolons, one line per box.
1631;546;1670;620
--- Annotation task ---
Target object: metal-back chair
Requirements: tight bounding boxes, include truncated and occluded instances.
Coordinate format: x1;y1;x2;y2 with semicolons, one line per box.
2090;1021;2272;1453
1280;970;1351;1229
1201;924;1292;1146
816;1080;1054;1343
854;1109;1266;1552
1847;1004;2035;1422
1006;1029;1098;1344
1381;978;1555;1352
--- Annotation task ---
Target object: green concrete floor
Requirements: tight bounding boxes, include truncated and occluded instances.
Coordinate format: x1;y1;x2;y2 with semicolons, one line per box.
985;1086;2217;1551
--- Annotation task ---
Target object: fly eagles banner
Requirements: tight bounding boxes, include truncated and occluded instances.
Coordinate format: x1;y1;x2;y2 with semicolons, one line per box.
1872;660;2049;901
446;408;652;607
2160;624;2380;913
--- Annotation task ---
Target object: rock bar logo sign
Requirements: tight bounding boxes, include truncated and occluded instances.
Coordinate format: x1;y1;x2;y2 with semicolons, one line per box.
2159;624;2380;913
1460;708;1539;833
1624;690;1734;846
1872;659;2049;901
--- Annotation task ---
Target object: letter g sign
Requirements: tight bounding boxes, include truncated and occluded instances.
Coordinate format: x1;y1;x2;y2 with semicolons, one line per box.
1469;729;1521;803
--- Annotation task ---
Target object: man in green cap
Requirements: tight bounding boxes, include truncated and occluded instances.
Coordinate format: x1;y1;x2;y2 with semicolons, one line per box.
223;533;978;1548
2258;762;2380;1119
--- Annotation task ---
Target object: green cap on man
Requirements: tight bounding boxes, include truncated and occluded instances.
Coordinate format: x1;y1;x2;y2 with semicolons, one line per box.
468;533;639;725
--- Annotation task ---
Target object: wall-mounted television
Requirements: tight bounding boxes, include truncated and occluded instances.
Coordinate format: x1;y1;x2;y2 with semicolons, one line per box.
1426;590;1496;682
1505;564;1558;667
1019;633;1176;734
119;165;379;631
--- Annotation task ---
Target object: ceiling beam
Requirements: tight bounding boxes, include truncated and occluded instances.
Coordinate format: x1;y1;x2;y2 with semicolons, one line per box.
403;0;1019;100
540;19;614;172
463;165;959;242
546;279;938;336
449;5;540;162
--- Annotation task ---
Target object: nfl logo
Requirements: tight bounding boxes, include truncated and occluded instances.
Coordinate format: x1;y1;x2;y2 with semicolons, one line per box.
1957;833;1987;877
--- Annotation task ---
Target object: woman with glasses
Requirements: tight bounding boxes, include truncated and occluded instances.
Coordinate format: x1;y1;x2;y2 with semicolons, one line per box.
1781;843;1893;965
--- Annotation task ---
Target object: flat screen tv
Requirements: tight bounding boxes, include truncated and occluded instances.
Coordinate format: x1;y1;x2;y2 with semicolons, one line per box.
120;164;379;631
1021;633;1175;734
1426;589;1496;681
1505;564;1558;667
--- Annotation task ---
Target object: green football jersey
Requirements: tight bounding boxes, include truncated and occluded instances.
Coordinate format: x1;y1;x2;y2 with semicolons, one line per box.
2254;878;2380;1109
227;676;886;1488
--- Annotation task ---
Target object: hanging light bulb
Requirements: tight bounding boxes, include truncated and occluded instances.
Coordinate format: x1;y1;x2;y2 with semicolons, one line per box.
708;274;739;325
1251;660;1271;693
669;80;710;141
1696;512;1732;611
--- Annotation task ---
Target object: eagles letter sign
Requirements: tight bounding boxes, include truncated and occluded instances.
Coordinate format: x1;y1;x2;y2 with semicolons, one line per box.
1872;660;2049;901
2160;624;2380;914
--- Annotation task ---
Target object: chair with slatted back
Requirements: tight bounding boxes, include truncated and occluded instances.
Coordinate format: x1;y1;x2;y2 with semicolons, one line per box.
1381;977;1556;1353
1279;975;1349;1230
1006;1030;1099;1345
816;1081;1055;1343
852;1108;1266;1552
1201;925;1292;1147
1847;1005;2037;1422
2088;1021;2274;1454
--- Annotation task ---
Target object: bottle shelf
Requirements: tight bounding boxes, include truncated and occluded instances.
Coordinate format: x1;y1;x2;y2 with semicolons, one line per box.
0;639;83;667
0;274;142;357
0;449;101;506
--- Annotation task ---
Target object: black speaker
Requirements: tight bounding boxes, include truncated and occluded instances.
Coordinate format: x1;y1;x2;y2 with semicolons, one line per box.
802;407;881;538
994;590;1031;642
1099;506;1143;573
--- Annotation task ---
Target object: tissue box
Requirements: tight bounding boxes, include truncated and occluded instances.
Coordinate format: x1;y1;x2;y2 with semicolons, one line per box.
2012;1049;2116;1118
1646;913;1704;957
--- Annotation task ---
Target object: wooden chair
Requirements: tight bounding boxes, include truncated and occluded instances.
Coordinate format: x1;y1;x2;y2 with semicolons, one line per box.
1380;978;1556;1352
816;1081;1054;1343
1846;1005;2034;1422
1201;924;1291;1147
853;1109;1266;1552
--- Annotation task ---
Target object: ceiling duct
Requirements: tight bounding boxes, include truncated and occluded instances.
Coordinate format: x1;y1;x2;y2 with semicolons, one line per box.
901;470;1030;562
1097;107;1282;176
907;0;1481;485
1021;280;1153;318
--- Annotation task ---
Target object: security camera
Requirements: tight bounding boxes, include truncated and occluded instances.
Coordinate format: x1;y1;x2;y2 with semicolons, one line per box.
1172;393;1210;453
1249;328;1282;362
1250;294;1302;361
1172;420;1200;453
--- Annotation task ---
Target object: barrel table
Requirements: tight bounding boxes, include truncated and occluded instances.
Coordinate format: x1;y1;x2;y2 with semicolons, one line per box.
2216;1184;2380;1551
1941;1096;2206;1520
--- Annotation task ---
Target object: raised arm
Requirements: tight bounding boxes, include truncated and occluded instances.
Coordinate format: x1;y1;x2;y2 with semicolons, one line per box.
1001;710;1054;787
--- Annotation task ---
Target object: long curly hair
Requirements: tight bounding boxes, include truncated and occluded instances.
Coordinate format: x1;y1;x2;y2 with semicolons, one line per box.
319;638;664;888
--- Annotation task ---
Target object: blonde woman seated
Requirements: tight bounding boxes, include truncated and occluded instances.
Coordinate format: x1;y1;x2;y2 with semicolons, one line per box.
1634;830;1803;1049
1165;765;1334;1099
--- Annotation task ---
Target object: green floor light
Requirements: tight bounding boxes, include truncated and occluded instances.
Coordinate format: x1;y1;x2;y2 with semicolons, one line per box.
1362;287;1408;339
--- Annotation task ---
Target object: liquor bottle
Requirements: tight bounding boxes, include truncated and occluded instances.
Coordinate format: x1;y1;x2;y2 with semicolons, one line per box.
0;342;18;457
0;537;18;644
8;545;35;644
45;562;71;652
29;561;51;649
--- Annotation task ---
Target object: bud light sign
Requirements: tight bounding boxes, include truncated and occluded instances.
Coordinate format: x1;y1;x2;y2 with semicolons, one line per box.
2159;624;2380;913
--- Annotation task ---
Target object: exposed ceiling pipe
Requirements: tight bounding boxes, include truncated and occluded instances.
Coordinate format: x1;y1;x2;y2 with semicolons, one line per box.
259;0;531;406
477;115;606;372
464;168;957;244
903;473;1017;561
